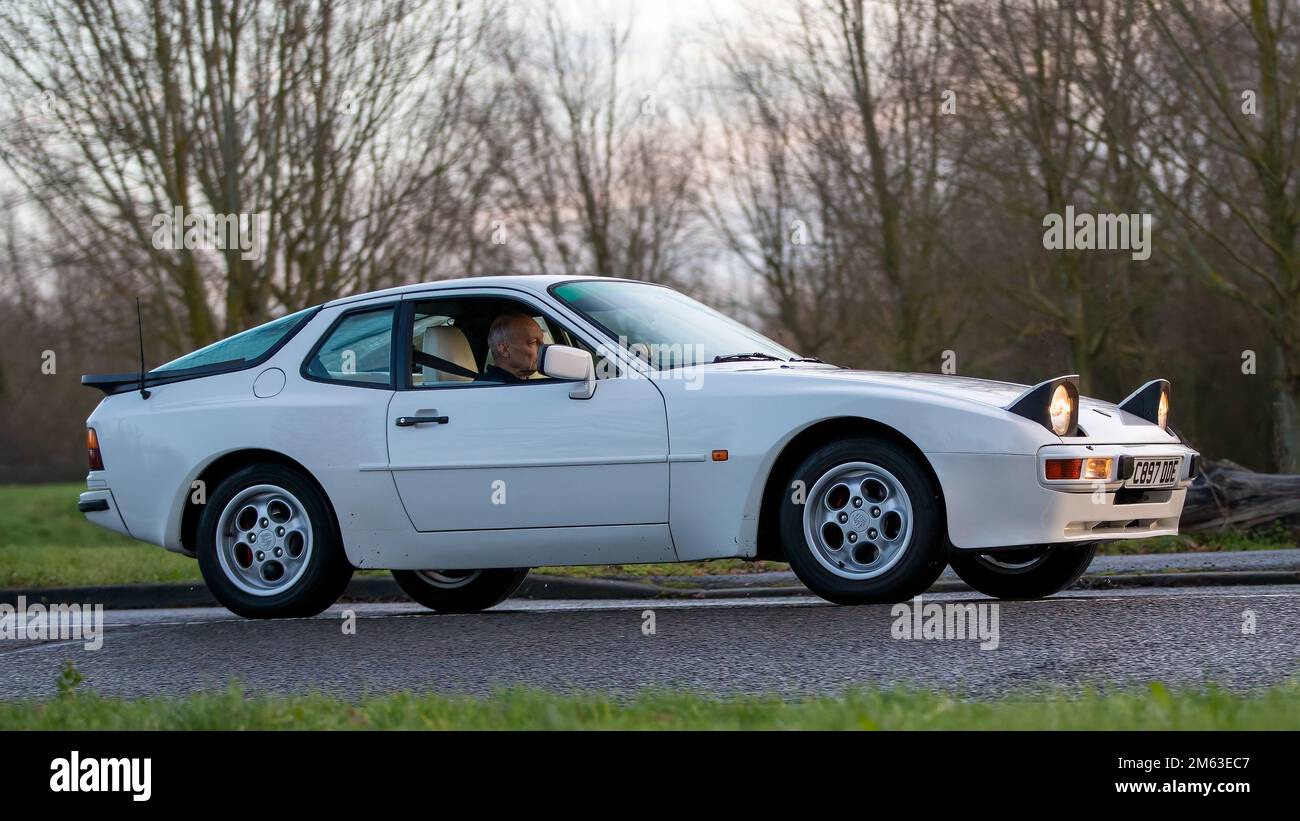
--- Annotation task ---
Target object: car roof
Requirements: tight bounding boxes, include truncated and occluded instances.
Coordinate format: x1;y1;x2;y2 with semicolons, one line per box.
322;274;639;308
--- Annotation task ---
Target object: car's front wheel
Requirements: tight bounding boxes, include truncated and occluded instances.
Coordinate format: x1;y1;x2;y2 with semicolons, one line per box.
780;437;947;605
197;464;354;618
947;543;1097;599
391;568;528;613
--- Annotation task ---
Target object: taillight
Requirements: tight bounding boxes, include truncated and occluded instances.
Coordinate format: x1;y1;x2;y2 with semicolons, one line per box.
87;428;104;471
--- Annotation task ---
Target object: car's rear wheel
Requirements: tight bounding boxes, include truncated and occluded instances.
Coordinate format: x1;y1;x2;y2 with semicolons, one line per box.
780;437;947;604
197;464;353;619
947;543;1097;599
391;568;528;613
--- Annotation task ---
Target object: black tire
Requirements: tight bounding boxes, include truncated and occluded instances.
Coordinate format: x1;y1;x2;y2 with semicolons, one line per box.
948;543;1097;599
391;568;529;613
780;437;947;605
197;464;354;619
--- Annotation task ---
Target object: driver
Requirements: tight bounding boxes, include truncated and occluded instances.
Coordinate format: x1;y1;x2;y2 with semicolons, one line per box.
478;313;544;383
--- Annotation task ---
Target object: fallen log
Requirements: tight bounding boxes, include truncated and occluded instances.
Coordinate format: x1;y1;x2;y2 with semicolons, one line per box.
1180;460;1300;533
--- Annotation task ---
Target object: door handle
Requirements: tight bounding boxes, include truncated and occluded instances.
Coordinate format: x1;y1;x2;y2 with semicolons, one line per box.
395;415;449;426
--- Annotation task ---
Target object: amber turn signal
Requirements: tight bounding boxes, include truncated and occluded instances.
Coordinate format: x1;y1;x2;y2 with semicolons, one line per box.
1044;458;1082;480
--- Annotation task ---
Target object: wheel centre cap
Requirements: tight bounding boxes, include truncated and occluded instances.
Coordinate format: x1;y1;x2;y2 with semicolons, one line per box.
850;510;869;530
258;529;274;545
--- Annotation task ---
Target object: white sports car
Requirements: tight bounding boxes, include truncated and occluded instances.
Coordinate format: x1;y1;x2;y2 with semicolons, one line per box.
80;276;1198;617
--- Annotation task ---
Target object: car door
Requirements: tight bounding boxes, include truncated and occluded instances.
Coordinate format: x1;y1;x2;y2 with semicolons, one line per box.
385;289;670;532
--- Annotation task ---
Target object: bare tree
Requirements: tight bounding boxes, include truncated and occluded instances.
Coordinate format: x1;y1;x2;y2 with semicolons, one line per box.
1137;0;1300;470
481;1;704;286
939;0;1164;394
703;30;856;356
0;0;499;351
707;0;972;369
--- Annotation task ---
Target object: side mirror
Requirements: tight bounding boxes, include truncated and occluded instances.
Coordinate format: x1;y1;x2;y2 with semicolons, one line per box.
538;344;596;400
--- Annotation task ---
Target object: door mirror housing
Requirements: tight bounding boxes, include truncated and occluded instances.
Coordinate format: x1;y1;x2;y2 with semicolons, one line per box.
538;344;596;399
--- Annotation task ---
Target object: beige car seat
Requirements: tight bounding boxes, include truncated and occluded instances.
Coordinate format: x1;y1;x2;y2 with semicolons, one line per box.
421;326;476;383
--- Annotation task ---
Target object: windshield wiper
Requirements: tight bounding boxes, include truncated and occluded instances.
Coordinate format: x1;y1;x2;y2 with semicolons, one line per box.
712;352;784;363
788;356;825;363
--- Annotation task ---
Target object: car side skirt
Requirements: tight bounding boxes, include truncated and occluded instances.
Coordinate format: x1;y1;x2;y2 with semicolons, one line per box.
343;523;679;570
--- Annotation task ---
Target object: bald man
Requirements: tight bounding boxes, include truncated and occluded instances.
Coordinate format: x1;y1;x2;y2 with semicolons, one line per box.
479;313;544;382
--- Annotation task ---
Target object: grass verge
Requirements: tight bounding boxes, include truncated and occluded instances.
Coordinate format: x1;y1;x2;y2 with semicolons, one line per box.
4;677;1299;730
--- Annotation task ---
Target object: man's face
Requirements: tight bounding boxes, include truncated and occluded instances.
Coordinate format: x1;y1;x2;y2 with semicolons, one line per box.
497;316;544;379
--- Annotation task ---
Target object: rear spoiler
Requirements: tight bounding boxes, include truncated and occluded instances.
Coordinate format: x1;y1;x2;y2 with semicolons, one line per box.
81;373;151;395
81;358;247;395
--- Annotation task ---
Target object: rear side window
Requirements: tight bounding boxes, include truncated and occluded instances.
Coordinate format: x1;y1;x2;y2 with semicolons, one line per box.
303;307;396;387
152;308;316;373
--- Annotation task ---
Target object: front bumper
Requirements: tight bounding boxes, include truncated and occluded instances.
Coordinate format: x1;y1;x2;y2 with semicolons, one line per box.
930;442;1198;550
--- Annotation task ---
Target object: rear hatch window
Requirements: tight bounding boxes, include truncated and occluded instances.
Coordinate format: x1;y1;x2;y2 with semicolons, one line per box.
152;308;316;374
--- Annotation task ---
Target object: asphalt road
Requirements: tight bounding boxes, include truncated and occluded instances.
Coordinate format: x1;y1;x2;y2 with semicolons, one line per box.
2;585;1298;700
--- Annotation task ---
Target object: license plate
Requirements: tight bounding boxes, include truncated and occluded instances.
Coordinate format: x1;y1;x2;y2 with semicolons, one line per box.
1127;457;1180;487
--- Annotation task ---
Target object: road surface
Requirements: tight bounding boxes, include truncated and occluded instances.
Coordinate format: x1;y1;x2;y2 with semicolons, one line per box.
1;585;1297;700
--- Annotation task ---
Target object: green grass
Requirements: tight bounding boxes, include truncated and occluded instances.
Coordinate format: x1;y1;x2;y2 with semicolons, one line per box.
5;674;1300;729
0;483;199;587
1;482;1293;589
1096;523;1296;555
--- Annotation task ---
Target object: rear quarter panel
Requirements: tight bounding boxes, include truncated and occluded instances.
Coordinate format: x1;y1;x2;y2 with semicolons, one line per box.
87;305;408;553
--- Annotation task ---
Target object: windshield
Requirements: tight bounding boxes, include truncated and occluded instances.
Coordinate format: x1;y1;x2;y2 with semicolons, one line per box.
152;307;316;373
551;280;797;369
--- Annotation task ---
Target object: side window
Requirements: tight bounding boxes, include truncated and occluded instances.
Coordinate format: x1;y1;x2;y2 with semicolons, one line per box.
304;306;395;387
407;296;616;388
